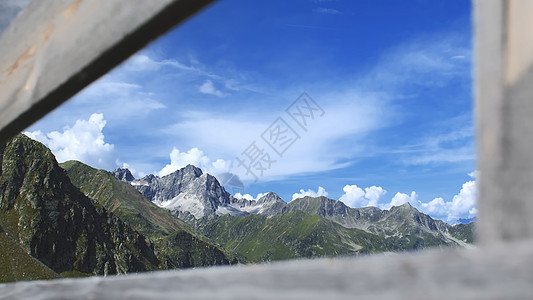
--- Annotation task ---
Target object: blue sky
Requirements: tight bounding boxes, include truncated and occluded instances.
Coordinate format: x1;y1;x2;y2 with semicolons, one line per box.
21;0;475;224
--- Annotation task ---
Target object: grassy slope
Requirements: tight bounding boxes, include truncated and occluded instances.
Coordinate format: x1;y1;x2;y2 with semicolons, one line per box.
61;160;189;238
61;160;239;266
197;211;391;262
448;222;476;243
0;226;60;283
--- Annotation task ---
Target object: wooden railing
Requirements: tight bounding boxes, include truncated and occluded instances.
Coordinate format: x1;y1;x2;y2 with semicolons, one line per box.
1;0;533;298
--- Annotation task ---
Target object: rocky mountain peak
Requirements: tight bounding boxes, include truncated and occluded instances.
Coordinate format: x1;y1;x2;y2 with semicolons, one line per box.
390;202;417;214
133;164;232;219
399;202;414;208
256;192;284;205
111;167;135;182
169;164;203;179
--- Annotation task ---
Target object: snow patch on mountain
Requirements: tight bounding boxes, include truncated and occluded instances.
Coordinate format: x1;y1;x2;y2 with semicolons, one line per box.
155;193;205;219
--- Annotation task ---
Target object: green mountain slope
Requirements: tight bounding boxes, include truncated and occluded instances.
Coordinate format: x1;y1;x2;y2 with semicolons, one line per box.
448;222;475;243
61;160;238;267
189;197;474;262
0;135;160;279
283;196;473;248
195;211;393;262
0;225;60;282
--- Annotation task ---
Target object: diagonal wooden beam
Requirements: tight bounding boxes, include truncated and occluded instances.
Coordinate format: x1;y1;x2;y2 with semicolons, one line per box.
0;0;216;142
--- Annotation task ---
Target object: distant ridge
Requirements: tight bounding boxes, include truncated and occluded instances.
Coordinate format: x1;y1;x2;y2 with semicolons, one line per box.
131;164;475;262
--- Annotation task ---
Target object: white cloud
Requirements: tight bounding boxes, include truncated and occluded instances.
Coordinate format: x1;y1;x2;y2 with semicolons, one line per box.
78;77;167;118
339;185;387;208
364;186;387;207
406;125;474;165
158;147;232;177
377;175;477;224
468;170;479;179
392;113;474;166
292;186;328;201
123;53;241;94
165;90;391;182
234;192;266;201
29;74;167;133
447;180;477;222
420;197;450;217
339;185;365;207
313;7;342;15
199;80;226;97
124;54;162;72
124;54;202;74
24;113;117;170
381;191;419;210
366;34;471;89
82;80;142;97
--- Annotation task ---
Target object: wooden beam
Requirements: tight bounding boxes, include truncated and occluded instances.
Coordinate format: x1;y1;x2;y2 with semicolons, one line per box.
475;0;533;244
2;239;533;299
0;0;216;142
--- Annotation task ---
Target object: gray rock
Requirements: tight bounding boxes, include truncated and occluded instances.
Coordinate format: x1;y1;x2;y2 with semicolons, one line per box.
111;168;135;182
284;196;467;247
132;165;234;219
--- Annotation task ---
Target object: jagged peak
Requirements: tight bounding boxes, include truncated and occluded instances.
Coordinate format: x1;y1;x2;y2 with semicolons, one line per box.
388;202;427;218
256;192;285;204
183;164;203;174
111;167;135;182
135;164;205;183
162;164;203;179
400;202;413;208
389;202;415;211
140;173;158;181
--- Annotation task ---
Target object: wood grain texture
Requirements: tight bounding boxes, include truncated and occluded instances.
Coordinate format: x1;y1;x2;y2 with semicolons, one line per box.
0;0;215;142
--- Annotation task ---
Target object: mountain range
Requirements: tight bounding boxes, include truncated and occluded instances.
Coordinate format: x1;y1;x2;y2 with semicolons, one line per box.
131;166;473;258
0;134;474;283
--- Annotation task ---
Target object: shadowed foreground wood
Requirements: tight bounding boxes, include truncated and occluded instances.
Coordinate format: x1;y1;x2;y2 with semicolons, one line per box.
1;239;532;299
0;0;215;143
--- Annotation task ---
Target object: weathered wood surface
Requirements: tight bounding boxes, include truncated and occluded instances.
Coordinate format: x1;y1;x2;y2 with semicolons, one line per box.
1;240;533;300
0;0;215;142
475;0;533;244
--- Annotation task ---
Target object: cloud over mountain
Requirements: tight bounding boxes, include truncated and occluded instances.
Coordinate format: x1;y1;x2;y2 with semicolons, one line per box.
24;114;116;170
292;186;329;201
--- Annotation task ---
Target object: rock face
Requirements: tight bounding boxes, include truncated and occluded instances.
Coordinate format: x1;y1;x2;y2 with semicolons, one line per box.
133;166;288;219
62;160;236;268
111;168;135;182
133;165;234;219
0;135;160;277
229;192;287;217
133;165;295;221
283;197;468;247
283;197;439;231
